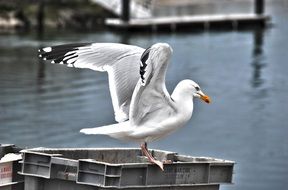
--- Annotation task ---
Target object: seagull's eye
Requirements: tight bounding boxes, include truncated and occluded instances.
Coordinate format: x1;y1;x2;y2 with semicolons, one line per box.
195;86;200;91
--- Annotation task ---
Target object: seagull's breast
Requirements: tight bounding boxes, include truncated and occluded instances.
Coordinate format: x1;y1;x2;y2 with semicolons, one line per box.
130;112;191;143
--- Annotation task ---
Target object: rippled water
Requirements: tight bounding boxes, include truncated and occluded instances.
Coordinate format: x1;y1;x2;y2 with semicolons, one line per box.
1;1;288;190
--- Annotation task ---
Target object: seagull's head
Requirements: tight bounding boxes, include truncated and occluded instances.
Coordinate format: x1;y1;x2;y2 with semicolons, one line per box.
178;80;211;104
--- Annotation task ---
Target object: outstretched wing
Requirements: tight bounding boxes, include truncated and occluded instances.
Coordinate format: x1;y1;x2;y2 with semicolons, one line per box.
129;43;177;126
39;43;145;122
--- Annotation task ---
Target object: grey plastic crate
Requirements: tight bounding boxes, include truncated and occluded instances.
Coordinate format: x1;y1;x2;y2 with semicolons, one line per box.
19;148;234;189
0;144;23;190
24;176;221;190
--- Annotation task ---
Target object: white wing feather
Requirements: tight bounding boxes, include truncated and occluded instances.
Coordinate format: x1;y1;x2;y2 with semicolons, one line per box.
129;43;177;126
39;43;144;122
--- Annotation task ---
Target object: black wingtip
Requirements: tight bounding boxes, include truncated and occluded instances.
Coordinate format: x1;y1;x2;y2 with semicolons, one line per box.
38;43;91;65
140;47;150;64
140;47;151;84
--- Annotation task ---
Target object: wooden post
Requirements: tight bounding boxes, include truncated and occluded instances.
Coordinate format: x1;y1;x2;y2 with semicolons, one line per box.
255;0;264;15
251;28;265;88
37;0;45;34
121;0;130;22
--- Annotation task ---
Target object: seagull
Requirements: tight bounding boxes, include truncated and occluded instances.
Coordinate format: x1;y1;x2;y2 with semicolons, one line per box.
39;42;211;170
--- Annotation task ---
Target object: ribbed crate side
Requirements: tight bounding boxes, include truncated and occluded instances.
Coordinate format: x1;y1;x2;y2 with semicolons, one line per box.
146;163;210;185
23;153;51;166
20;148;234;189
209;165;233;183
77;172;105;186
106;165;121;176
21;152;51;178
99;184;220;190
120;167;147;186
79;161;106;174
87;149;143;164
24;176;95;190
104;176;120;187
22;164;50;178
24;176;220;190
50;164;77;181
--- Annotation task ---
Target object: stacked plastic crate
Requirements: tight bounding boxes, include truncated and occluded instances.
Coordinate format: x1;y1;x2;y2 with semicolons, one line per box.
19;148;234;190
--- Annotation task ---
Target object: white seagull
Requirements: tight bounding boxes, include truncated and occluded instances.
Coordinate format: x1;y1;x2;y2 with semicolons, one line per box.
39;42;211;170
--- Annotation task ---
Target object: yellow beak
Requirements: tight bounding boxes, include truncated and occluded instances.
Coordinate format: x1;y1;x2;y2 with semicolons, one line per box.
200;94;211;104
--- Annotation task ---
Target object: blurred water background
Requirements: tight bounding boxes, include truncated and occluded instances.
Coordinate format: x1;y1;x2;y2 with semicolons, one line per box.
1;0;288;190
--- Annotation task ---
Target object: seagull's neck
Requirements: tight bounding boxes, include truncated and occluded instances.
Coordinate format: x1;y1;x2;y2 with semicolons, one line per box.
171;86;194;119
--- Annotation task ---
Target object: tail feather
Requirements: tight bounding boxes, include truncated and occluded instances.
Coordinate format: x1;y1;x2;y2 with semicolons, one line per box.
80;121;132;141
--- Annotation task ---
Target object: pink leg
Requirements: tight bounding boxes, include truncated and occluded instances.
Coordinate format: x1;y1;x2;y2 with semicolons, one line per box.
140;143;164;171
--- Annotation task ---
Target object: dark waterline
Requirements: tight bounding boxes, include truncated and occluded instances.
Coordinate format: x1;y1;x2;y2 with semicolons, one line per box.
1;1;288;190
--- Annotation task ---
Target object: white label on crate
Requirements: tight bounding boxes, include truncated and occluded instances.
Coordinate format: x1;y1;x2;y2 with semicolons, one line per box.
0;162;13;184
